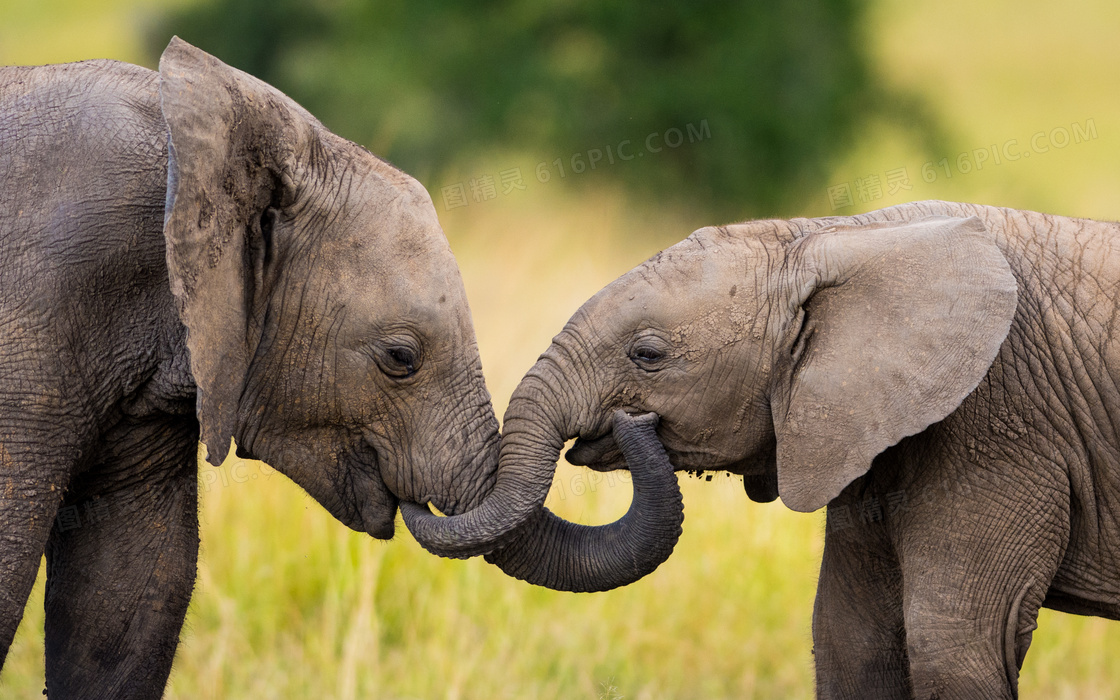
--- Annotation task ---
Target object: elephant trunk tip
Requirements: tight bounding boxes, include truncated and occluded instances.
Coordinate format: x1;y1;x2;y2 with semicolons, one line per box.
399;482;542;560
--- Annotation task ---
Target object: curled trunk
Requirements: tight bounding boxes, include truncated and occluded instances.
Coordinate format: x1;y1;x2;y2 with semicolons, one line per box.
401;354;684;591
484;410;683;592
398;370;564;560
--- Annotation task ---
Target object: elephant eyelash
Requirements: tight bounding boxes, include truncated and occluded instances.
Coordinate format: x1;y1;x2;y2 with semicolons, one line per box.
370;338;424;380
629;344;669;371
386;347;417;375
627;330;673;371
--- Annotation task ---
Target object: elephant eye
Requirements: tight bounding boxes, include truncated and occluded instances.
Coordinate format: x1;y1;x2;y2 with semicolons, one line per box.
377;343;422;379
629;338;669;371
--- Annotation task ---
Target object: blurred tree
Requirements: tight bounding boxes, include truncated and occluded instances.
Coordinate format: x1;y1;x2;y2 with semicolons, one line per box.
148;0;936;218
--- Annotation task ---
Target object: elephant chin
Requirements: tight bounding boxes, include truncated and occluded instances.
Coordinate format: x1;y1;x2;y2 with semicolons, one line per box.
236;440;398;538
357;493;399;539
322;447;400;540
569;426;780;506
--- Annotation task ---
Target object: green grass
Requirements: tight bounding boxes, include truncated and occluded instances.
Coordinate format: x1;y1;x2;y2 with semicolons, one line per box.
4;0;1120;697
4;463;824;699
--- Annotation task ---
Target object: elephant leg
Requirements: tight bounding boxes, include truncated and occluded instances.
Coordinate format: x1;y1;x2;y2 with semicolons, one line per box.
813;499;910;699
43;418;199;700
899;470;1066;699
0;432;73;665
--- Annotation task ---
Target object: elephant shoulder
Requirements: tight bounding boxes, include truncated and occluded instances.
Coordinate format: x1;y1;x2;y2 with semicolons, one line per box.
1;59;169;339
1;60;163;168
2;59;158;116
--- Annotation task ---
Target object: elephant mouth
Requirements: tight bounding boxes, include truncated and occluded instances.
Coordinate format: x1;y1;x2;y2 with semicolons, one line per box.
565;432;627;472
567;422;749;477
359;492;400;540
355;429;498;539
339;444;400;540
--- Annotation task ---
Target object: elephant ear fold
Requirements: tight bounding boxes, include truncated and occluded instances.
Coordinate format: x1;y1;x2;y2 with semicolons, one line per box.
771;216;1017;512
159;37;312;465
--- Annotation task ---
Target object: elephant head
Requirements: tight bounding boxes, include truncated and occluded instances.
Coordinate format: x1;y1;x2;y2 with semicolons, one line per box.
423;215;1016;565
161;40;685;590
159;38;500;539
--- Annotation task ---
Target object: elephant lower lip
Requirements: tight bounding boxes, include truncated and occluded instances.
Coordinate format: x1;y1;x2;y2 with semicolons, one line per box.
566;433;624;471
360;498;398;540
346;447;398;539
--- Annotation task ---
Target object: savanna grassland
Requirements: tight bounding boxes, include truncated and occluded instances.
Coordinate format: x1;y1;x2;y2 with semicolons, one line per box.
3;0;1120;697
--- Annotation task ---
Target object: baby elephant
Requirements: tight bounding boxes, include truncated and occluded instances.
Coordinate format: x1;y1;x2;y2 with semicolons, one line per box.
1;37;685;698
512;200;1120;698
0;38;508;697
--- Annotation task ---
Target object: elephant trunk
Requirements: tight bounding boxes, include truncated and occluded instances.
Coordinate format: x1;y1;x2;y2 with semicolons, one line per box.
399;361;571;559
484;409;684;592
401;351;684;592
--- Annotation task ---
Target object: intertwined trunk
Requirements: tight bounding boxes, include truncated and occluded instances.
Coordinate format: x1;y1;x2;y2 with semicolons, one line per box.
402;351;685;592
484;408;683;592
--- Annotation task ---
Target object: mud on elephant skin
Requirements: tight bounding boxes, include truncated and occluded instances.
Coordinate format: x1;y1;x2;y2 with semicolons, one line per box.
512;199;1120;698
0;38;508;698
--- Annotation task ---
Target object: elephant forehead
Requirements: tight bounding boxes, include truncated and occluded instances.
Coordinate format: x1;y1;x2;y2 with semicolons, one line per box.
600;253;752;312
322;260;473;357
575;270;757;348
331;259;469;319
319;149;448;259
632;230;774;292
342;194;446;258
571;235;775;352
323;176;465;301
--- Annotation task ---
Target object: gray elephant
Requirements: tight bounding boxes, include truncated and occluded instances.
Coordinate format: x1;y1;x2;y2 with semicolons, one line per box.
503;199;1120;698
0;38;684;698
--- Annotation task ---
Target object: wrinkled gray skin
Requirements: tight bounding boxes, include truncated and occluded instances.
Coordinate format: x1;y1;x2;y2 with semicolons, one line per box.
0;38;687;698
514;200;1120;698
0;40;506;698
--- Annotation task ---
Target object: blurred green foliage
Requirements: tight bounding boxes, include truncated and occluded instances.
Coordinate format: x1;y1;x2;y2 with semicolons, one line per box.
147;0;936;217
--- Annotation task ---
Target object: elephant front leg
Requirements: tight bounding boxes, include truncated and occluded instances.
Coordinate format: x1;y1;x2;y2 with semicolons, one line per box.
898;461;1067;700
813;503;910;699
43;419;199;700
902;558;1051;699
0;435;73;665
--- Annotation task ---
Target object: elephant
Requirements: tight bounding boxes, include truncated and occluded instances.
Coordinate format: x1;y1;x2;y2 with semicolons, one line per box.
500;199;1120;698
0;38;684;698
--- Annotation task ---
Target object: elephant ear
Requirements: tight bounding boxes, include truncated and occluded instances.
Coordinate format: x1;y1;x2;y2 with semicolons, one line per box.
159;37;313;465
771;216;1017;512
